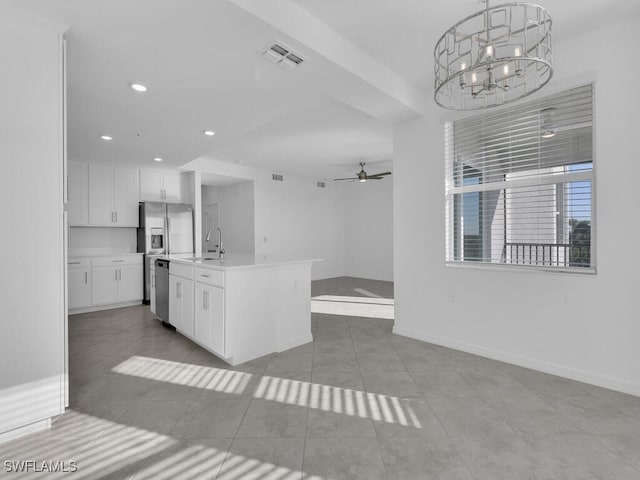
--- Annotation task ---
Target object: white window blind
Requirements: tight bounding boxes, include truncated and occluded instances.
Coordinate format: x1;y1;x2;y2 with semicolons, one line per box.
445;84;594;271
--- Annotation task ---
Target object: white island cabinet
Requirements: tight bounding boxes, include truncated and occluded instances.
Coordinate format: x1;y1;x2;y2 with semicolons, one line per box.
169;255;318;365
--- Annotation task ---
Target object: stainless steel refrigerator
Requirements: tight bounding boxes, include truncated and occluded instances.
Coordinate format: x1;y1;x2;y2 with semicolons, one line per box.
137;202;194;303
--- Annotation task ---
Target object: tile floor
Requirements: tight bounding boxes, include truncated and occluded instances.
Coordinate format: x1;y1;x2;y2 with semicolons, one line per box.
2;276;640;479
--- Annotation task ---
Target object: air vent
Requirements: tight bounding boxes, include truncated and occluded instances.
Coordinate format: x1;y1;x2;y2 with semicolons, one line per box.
272;174;284;182
317;181;325;188
261;42;305;70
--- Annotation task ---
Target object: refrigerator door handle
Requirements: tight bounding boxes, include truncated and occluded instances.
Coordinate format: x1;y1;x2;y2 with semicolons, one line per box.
166;217;171;254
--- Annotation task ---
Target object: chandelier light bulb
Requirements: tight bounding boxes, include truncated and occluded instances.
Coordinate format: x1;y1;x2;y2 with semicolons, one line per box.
486;44;494;58
514;46;522;57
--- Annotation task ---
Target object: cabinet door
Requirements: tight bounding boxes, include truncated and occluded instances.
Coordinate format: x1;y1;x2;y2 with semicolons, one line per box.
113;167;139;227
180;279;194;337
162;172;183;203
169;275;183;331
67;161;88;226
118;264;143;303
139;170;164;202
208;285;224;355
88;164;113;225
92;266;118;305
195;283;224;355
68;268;91;309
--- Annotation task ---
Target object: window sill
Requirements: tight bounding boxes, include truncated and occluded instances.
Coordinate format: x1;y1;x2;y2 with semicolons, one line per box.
445;261;596;276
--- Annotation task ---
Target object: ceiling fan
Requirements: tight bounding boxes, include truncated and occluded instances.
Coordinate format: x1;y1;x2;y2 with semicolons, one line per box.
334;162;391;183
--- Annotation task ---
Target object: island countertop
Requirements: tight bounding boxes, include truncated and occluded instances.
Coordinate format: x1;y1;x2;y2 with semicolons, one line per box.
169;253;321;271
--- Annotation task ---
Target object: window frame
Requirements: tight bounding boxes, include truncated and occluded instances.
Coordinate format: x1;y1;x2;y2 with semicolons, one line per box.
444;85;597;275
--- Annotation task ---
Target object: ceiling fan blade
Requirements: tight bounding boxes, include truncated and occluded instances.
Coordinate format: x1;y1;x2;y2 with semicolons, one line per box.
333;177;357;181
367;177;384;180
368;172;391;178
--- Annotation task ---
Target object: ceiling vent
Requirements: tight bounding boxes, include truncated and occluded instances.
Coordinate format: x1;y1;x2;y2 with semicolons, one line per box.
272;173;284;182
261;42;305;70
317;181;326;188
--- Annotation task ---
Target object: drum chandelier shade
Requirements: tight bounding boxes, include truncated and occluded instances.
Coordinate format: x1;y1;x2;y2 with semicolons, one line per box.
434;2;553;110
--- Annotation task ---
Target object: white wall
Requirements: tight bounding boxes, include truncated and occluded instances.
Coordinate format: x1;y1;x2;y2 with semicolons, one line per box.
253;172;345;280
393;16;640;395
185;157;346;280
202;182;255;255
69;227;137;256
344;178;393;281
0;10;66;439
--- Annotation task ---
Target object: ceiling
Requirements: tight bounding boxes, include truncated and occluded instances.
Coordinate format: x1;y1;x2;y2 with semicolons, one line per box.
3;0;639;178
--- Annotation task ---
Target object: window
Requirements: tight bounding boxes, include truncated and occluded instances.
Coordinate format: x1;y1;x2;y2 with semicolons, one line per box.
445;84;594;271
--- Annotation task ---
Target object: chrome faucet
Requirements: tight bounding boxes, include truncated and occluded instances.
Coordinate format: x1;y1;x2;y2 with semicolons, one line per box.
205;226;225;260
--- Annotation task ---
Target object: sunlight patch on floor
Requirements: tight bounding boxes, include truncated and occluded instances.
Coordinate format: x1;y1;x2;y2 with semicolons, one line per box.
110;357;420;430
254;376;421;429
352;288;383;298
111;356;252;394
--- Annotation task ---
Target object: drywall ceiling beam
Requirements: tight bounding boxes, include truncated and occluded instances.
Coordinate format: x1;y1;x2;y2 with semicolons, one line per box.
227;0;426;121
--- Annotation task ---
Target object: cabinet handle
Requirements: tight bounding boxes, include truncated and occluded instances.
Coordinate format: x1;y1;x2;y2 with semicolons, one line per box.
68;261;81;265
115;211;118;224
84;272;88;284
112;260;124;262
200;274;211;278
203;290;209;310
115;269;118;281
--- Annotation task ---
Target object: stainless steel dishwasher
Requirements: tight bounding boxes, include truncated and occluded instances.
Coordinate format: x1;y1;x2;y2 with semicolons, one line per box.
155;258;172;328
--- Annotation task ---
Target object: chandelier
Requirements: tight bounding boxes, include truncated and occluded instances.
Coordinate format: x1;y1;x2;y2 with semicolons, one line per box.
434;1;553;110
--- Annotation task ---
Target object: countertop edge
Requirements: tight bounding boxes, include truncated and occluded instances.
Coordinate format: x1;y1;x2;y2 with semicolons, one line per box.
170;257;323;271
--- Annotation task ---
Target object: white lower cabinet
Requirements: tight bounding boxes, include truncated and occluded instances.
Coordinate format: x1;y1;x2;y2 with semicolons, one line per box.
194;282;225;356
68;255;143;312
170;275;194;337
91;266;119;305
67;258;91;309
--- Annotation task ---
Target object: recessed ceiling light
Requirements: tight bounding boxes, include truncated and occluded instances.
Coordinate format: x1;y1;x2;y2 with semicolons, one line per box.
100;135;113;141
203;130;216;136
129;82;148;92
153;157;163;162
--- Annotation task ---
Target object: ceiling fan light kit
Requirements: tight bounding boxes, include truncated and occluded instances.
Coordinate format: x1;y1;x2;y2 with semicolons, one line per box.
434;0;553;110
334;162;391;183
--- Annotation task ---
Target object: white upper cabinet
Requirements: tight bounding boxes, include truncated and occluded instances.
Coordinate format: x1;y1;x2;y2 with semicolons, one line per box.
140;170;187;203
67;161;89;226
88;164;139;227
139;169;164;202
163;172;184;203
113;167;139;226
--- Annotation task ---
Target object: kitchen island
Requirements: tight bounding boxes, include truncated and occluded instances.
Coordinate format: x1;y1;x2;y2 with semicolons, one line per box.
168;254;319;365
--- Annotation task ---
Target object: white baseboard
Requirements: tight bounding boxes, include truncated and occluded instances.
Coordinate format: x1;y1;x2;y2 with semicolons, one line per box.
393;326;640;398
69;301;142;315
0;418;51;445
277;334;313;353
